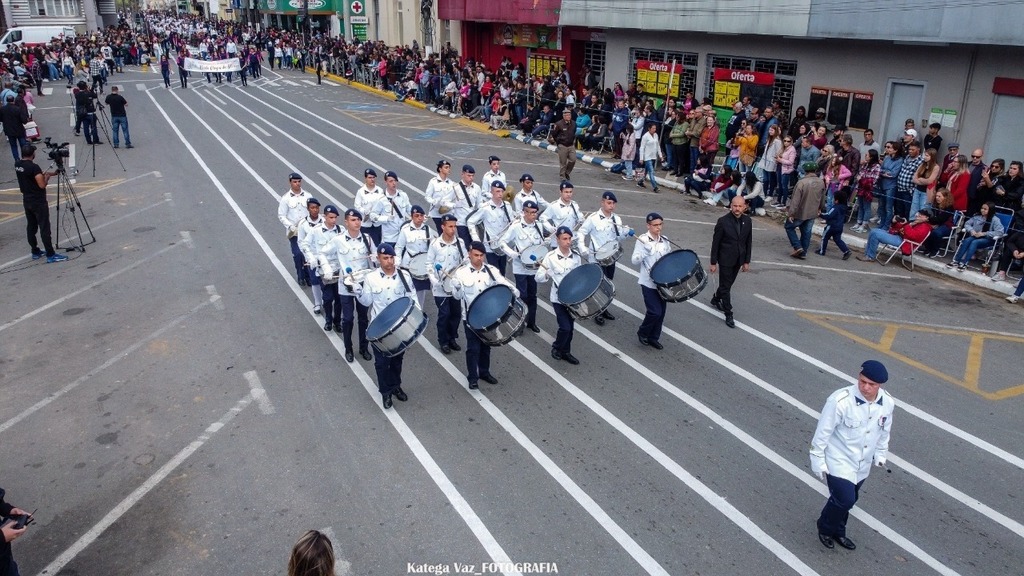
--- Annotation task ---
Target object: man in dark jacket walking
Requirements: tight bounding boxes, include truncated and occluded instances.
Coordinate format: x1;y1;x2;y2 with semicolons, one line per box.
710;195;753;328
0;95;28;163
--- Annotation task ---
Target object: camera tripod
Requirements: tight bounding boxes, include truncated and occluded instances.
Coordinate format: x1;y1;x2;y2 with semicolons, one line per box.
81;104;127;178
50;158;96;253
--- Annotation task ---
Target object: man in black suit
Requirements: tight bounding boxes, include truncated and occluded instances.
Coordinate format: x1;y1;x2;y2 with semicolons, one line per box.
710;195;753;328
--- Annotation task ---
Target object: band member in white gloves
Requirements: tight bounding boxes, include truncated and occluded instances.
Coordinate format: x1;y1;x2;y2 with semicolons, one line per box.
301;204;342;332
513;173;548;214
427;214;468;354
369;170;412;245
541;181;583;248
576;191;632;325
296;197;325;314
426;159;457;232
354;168;384;244
278;171;312;285
480;155;506;201
322;208;377;362
631;212;672;350
395;205;436;307
535;226;582;364
467;181;515;275
500;200;547;333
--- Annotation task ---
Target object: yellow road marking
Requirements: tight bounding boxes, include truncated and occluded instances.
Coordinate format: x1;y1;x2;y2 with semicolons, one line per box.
0;179;123;223
801;312;1024;400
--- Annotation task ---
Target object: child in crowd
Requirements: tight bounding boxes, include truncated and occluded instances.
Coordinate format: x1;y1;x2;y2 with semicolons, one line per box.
817;186;852;259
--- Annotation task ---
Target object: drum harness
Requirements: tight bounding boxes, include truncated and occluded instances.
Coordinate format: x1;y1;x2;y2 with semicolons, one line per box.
586;212;621;253
485;202;514;245
400;222;434;264
435;238;466;303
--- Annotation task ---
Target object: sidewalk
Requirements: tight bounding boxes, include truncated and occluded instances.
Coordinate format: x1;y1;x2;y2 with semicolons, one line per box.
313;68;1019;299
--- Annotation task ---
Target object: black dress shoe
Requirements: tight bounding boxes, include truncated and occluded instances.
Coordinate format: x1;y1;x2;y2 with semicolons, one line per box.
562;352;580;365
480;374;498;384
345;351;354;363
468;380;479;390
448;341;462;351
551;349;563;360
725;316;736;328
441;344;452;354
649;340;664;350
324;321;333;331
594;315;605;326
834;536;856;550
382;394;393;409
393;387;408;402
638;335;651;347
359;349;372;361
528;325;541;333
817;534;835;549
602;311;615;320
710;297;723;311
333;323;342;332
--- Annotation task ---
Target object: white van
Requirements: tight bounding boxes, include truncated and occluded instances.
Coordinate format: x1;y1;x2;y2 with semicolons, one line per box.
0;26;76;52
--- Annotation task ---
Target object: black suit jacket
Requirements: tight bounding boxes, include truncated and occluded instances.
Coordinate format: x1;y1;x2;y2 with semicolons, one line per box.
710;212;752;267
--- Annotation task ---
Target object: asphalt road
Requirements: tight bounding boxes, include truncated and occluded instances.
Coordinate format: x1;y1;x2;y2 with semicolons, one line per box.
0;65;1022;576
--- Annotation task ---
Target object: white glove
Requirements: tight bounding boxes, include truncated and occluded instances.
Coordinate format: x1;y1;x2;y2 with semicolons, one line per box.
874;458;886;469
321;262;334;280
288;225;297;235
451;278;463;291
373;213;390;223
352;282;364;295
817;468;828;481
507;249;520;259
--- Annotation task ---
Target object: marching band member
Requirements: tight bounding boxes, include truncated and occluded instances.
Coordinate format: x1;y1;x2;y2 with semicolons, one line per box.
631;212;672;350
354;168;385;245
322;208;377;363
467;181;515;276
296;197;325;314
453;164;481;247
479;155;506;201
541;180;583;248
354;244;418;409
535;226;582;364
451;241;520;389
395;205;436;308
277;171;313;286
513;173;548;214
301;205;342;333
499;200;547;333
426;159;458;232
368;170;412;245
577;191;633;325
427;214;468;354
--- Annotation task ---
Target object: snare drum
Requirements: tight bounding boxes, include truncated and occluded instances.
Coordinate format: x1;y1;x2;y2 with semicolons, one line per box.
366;297;428;357
466;284;526;346
407;253;431;280
343;269;372;293
521;245;549;270
558;263;615;320
649;249;707;303
593;241;623;267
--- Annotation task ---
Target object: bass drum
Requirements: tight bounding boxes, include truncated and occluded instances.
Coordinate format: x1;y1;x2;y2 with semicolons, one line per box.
365;297;427;357
466;284;526;346
558;263;615;320
649;249;707;303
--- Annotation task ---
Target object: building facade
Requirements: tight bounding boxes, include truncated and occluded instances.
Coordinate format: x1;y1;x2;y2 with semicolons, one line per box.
3;0;114;33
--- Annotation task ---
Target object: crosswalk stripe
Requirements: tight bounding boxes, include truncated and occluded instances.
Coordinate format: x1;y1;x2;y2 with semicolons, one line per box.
42;87;53;95
281;79;299;86
301;79;316;86
136;83;147;91
323;80;339;86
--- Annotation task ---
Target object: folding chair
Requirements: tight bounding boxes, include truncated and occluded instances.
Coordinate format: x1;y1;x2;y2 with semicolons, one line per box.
599;134;614;154
936;210;965;257
982;209;1014;271
879;232;930;270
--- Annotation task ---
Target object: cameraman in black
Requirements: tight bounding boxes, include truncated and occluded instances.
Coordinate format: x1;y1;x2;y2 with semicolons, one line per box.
1;486;32;576
16;144;67;263
74;81;100;145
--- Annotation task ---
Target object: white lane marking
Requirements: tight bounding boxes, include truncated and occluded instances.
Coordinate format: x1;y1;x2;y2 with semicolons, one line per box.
179;230;194;249
316;171;354;201
0;298;212;435
37;392;258;576
145;89;522;575
540;302;962;576
0;243;181;334
755;294;1024;339
319;527;352;576
301;79;316;85
205;284;224;310
281;79;299;86
413;339;671;576
250;122;271;137
748;258;911;278
323;79;338;86
243;371;275;415
42;87;53;95
135;83;146;91
188;90;345;209
615;262;1024;472
509;333;817;576
69;111;74;126
206;92;227;106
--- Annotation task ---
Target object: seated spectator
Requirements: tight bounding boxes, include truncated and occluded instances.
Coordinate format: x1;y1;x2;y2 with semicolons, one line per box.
682;154;715;197
705;171;742;206
579;115;608;151
488;97;509;130
737;170;766;215
529;104;555;138
574;107;592;137
991;229;1024;283
857;210;933;262
947;202;1003;271
918;188;957;257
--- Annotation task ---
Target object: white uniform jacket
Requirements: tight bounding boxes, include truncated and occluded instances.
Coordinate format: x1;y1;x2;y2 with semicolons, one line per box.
394;222;436;267
467;200;515;250
809;385;894;484
278;190;312;233
300;223;341;273
369;190;412;243
355;268;420;317
425;176;458;218
513;189;549;214
295;214;324;257
320;231;377;282
354;185;384;228
576;211;632;260
452;263;519;309
541;199;583;247
452;180;480;223
535;248;582;304
630;233;673;289
426;236;467;297
500;219;547;275
480;170;507;198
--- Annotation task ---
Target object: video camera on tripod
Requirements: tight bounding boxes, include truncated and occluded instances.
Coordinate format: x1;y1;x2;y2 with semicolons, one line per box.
43;137;70;169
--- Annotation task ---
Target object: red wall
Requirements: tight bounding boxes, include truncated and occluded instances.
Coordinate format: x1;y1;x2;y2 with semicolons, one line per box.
438;0;562;26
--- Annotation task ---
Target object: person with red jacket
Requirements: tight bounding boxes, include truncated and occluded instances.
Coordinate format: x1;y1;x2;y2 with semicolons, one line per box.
857;210;932;262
